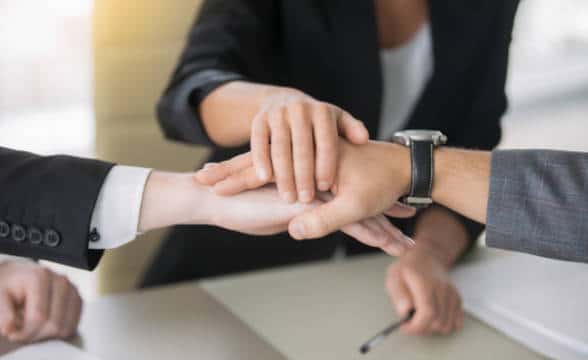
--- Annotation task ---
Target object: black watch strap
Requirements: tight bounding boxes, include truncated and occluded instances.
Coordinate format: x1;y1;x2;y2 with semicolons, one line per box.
408;139;434;207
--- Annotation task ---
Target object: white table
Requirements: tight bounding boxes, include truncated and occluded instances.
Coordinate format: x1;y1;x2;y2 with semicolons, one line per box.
2;253;546;359
201;253;545;360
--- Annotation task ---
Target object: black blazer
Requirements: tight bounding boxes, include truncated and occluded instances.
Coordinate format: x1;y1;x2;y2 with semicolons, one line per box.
0;147;111;269
145;0;519;286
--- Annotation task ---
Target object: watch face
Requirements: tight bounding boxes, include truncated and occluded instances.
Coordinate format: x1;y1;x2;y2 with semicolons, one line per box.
392;130;447;146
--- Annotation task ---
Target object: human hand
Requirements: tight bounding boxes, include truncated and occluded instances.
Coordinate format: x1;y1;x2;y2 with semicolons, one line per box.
195;153;415;254
137;172;411;252
386;248;464;335
0;261;82;343
249;88;369;203
287;140;413;239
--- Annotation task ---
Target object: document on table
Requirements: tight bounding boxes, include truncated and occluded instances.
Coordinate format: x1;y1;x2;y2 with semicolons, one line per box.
1;340;100;360
452;248;588;360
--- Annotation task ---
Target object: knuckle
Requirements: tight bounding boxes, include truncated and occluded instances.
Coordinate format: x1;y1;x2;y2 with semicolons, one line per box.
33;267;52;282
421;305;436;323
45;322;61;337
32;308;49;326
55;275;69;288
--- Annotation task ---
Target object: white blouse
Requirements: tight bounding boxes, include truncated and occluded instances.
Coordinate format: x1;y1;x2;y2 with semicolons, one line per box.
378;22;434;141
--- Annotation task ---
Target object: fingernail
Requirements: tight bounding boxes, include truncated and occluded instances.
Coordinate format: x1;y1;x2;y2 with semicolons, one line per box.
318;181;330;191
290;221;306;239
298;190;312;203
203;163;216;169
257;168;268;181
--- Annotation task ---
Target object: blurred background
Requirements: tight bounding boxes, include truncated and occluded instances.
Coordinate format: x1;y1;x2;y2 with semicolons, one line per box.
0;0;587;300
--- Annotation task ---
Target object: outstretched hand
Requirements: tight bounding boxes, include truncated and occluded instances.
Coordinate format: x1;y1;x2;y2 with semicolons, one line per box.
195;141;416;253
206;185;412;255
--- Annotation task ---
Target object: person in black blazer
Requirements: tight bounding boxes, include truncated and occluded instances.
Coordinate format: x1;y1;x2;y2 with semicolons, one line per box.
0;144;390;344
0;147;388;270
147;0;519;335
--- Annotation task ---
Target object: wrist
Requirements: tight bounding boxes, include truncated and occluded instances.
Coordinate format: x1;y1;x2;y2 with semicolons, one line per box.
412;207;470;267
382;142;411;196
138;172;213;233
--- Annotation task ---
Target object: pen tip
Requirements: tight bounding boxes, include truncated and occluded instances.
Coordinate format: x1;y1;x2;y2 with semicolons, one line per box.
360;345;370;354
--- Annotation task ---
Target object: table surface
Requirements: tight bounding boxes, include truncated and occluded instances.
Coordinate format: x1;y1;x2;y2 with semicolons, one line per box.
202;253;545;360
67;253;546;360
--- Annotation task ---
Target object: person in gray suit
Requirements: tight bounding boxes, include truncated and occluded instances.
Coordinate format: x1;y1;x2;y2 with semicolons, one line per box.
197;140;588;264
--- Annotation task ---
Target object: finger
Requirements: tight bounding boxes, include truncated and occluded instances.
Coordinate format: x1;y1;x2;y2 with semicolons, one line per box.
313;105;338;191
430;286;449;334
385;202;418;218
455;300;465;331
195;153;253;185
340;221;381;247
34;275;70;341
442;290;459;335
213;167;267;196
352;218;388;247
251;113;273;181
289;196;358;240
374;216;411;256
337;110;369;144
402;271;437;335
10;269;52;342
270;110;296;203
290;104;315;202
0;291;17;338
385;266;414;317
61;287;82;339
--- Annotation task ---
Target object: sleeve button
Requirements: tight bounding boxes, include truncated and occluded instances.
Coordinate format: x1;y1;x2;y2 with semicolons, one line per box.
88;228;101;243
28;227;43;245
44;229;61;247
0;222;10;238
12;225;26;242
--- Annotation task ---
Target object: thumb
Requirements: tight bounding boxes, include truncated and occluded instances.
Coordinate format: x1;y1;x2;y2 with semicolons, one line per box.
385;202;417;218
338;112;369;145
0;290;18;337
386;267;414;317
289;196;359;240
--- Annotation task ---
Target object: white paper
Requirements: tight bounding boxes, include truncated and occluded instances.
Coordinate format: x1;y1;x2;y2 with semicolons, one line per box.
452;248;588;360
2;340;100;360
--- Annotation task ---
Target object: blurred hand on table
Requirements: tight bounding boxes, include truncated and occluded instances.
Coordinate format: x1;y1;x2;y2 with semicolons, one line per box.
0;261;81;343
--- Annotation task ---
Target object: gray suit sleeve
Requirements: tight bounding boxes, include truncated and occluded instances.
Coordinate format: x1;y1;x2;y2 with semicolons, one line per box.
486;149;588;263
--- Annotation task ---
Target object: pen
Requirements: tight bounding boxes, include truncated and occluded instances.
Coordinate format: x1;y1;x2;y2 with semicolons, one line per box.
359;309;416;355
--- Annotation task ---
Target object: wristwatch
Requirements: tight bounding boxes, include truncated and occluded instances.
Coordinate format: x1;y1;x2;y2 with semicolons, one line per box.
391;130;447;208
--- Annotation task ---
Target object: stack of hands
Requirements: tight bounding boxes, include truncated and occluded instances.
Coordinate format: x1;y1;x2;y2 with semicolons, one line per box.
186;91;465;335
2;91;465;347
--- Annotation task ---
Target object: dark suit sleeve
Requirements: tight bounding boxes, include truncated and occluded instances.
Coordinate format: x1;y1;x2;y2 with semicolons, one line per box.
438;0;520;256
486;150;588;263
157;0;278;147
0;147;114;270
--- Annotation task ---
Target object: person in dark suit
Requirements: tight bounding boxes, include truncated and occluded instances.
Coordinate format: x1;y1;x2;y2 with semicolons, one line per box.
0;146;389;269
0;144;390;344
148;0;520;335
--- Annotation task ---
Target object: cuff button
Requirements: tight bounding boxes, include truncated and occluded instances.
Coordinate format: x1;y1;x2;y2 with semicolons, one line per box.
88;228;101;243
0;222;9;238
44;229;61;247
28;227;43;245
12;225;26;242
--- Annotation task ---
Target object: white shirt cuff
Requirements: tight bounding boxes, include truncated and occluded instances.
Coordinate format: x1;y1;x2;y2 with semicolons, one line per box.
88;166;152;249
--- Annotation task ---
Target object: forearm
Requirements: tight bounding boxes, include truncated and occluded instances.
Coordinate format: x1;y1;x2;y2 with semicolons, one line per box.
411;207;470;268
432;148;492;224
200;81;299;147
